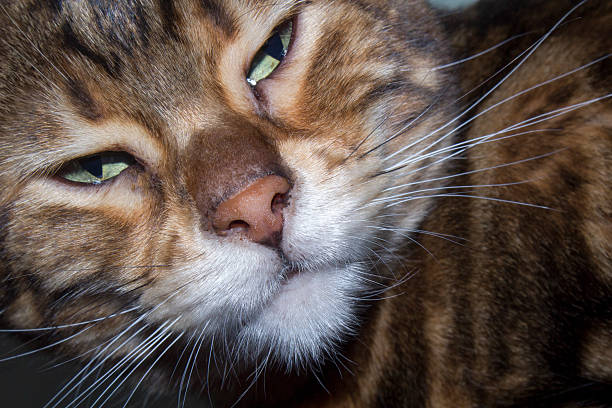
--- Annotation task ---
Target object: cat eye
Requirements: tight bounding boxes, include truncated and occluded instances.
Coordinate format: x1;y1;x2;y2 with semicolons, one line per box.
246;20;293;86
58;152;136;184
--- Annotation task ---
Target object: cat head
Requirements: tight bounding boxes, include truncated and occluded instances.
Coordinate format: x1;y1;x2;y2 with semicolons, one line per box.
0;0;454;377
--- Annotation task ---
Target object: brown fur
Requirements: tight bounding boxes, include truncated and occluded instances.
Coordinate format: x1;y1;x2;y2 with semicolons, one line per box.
0;0;610;407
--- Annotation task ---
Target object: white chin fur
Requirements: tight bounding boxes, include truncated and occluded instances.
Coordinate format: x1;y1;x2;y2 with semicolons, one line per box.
237;263;365;370
147;236;367;370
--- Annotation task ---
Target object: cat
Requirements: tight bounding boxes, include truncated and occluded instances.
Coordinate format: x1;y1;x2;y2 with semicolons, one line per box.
0;0;610;407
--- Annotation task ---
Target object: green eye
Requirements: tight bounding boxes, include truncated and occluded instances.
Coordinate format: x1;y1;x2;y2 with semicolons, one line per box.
246;20;293;86
59;152;135;184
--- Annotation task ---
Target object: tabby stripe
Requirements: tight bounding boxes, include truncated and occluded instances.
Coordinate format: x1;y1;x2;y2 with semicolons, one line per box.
66;79;102;122
199;0;236;36
131;2;151;50
158;0;181;41
44;0;63;14
446;174;477;384
62;22;122;78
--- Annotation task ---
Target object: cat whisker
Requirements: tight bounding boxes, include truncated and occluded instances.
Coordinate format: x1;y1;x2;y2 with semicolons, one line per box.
221;328;240;388
178;325;207;408
356;268;418;302
374;87;610;185
92;319;180;408
348;240;401;280
504;91;612;132
64;319;178;408
0;306;139;333
46;321;152;408
375;179;542;205
387;38;536;159
121;332;184;408
343;114;389;162
181;326;208;408
40;324;148;373
350;271;388;289
333;350;356;378
386;128;559;176
204;334;216;406
356;99;439;160
382;227;437;259
383;1;593;168
229;349;273;408
376;148;565;195
310;368;331;395
359;100;442;160
385;54;611;172
369;224;468;247
348;236;405;279
168;329;199;386
391;227;468;246
44;292;184;408
385;192;554;210
431;32;535;70
452;41;537;104
0;324;94;363
56;299;142;335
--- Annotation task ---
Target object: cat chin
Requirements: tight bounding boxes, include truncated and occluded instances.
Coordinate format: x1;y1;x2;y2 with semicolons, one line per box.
235;262;365;369
144;249;366;370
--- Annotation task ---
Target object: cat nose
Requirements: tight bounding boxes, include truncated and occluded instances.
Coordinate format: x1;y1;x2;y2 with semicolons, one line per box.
212;175;291;248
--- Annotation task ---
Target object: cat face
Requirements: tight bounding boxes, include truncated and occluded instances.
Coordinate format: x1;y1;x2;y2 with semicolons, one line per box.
0;0;453;376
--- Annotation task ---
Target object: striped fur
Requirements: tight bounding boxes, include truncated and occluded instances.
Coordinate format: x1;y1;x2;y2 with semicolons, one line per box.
0;0;610;406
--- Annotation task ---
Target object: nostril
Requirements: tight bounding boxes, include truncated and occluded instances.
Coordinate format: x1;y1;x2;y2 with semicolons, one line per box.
271;192;289;213
227;220;250;232
212;175;291;247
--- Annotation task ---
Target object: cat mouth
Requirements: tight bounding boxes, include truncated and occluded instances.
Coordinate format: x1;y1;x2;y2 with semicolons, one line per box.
282;266;301;282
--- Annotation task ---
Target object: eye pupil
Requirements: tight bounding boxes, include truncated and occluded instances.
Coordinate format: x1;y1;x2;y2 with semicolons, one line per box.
264;31;286;61
79;155;103;178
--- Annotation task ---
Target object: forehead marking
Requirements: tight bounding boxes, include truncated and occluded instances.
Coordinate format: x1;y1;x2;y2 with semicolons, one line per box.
199;0;237;36
62;22;121;78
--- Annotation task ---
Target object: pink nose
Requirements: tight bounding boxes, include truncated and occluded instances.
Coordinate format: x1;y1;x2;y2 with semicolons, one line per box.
212;175;291;247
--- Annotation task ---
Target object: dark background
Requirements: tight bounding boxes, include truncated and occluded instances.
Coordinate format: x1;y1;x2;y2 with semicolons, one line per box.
0;334;201;407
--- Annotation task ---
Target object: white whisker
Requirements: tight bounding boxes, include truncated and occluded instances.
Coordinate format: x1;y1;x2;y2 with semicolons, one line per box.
384;0;593;167
178;325;207;408
385;193;554;210
93;319;180;408
0;325;94;363
432;32;534;70
121;332;184;408
376;179;539;204
386;54;610;172
58;322;174;408
182;326;208;408
0;306;140;333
